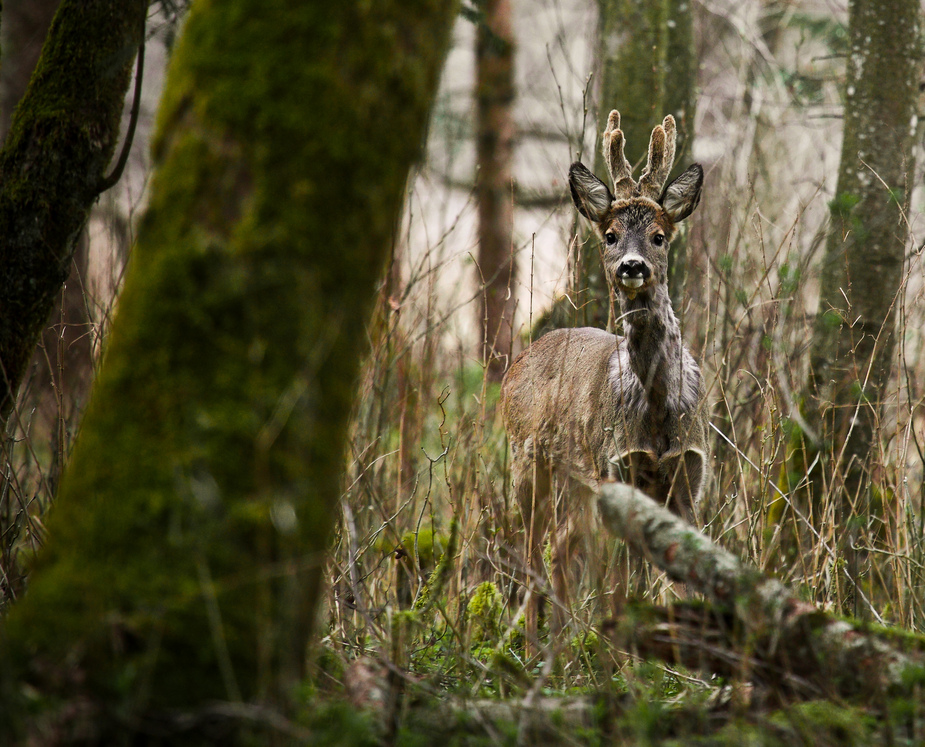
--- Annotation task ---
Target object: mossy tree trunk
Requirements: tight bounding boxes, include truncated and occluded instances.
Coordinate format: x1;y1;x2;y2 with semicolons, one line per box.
597;482;925;702
662;0;697;308
0;0;61;136
595;0;668;170
475;0;517;382
0;0;456;740
0;0;146;426
0;0;93;488
805;0;919;608
543;0;696;333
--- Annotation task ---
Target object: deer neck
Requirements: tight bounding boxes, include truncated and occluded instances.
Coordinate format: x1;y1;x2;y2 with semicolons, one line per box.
618;284;683;409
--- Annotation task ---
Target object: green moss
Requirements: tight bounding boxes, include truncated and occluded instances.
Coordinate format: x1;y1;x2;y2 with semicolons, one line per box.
415;519;459;613
766;701;875;746
401;528;445;569
829;191;861;217
302;701;380;747
467;581;503;644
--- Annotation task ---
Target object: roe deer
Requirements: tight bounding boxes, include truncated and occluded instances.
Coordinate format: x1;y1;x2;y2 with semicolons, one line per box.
501;110;708;654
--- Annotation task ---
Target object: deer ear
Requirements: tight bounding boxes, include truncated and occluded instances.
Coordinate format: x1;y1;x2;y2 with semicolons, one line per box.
660;163;703;223
569;162;613;223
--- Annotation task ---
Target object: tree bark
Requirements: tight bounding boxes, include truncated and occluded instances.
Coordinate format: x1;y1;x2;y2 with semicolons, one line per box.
0;0;146;427
475;0;517;381
0;0;93;481
589;0;669;329
663;0;697;308
804;0;920;594
0;0;60;137
0;0;457;740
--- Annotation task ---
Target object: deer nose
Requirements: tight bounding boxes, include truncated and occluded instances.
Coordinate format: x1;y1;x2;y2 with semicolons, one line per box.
617;258;651;281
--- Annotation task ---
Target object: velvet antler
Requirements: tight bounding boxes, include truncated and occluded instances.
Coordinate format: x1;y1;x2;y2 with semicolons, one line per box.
637;115;677;200
602;110;636;199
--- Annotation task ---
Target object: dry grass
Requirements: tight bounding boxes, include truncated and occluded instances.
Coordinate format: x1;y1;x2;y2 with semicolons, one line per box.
320;0;925;702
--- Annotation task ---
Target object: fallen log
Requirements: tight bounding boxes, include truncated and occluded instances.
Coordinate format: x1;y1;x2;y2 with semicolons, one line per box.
598;482;925;700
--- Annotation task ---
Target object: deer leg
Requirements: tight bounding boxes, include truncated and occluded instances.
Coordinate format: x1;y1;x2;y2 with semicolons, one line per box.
614;450;660;496
659;448;706;524
514;450;551;660
549;513;579;644
548;474;600;648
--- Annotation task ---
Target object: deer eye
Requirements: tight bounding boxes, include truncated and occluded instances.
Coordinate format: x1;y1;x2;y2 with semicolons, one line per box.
604;232;617;245
652;233;665;246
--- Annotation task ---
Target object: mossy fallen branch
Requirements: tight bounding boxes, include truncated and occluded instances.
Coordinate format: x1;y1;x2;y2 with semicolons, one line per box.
597;481;925;701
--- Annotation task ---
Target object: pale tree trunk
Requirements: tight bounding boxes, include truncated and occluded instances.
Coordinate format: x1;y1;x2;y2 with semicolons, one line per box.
475;0;517;382
806;0;920;606
0;0;457;740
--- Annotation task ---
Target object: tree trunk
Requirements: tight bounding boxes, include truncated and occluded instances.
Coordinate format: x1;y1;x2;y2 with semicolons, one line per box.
597;482;925;702
0;0;61;137
663;0;697;308
588;0;668;329
0;0;457;740
0;0;146;427
805;0;919;603
595;0;667;170
0;0;93;481
476;0;517;382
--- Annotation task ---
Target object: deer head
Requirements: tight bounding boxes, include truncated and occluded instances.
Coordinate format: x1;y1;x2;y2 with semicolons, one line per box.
568;111;703;300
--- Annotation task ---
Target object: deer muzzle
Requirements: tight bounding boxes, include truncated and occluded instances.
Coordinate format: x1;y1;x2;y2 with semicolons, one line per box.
616;256;651;290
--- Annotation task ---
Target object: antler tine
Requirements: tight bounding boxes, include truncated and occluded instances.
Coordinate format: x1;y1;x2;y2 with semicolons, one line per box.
638;114;677;200
662;115;677;171
602;109;636;199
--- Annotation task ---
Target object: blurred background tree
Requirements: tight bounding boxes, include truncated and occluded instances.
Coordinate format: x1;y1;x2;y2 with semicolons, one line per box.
539;0;697;333
805;0;920;613
474;0;518;382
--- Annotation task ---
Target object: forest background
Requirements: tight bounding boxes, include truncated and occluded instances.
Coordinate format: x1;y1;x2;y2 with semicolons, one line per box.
0;0;924;743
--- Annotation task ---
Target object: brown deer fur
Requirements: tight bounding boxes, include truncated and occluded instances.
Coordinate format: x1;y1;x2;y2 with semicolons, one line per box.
501;111;708;655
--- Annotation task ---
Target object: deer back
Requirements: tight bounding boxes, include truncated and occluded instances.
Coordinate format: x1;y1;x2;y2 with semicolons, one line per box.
502;327;620;483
